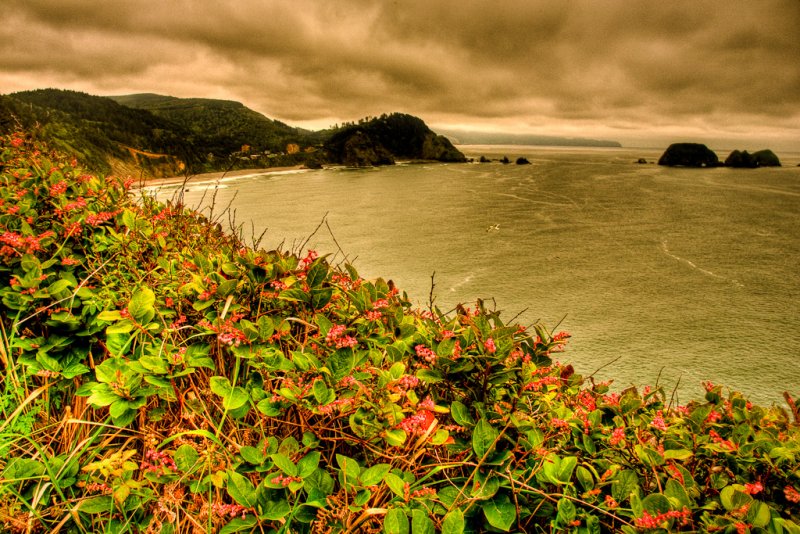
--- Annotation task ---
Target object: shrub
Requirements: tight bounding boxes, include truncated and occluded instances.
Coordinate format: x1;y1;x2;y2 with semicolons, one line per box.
1;132;799;533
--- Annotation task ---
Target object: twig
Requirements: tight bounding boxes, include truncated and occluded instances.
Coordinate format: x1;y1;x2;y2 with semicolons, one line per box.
325;218;350;265
298;212;329;255
428;271;437;313
588;355;623;379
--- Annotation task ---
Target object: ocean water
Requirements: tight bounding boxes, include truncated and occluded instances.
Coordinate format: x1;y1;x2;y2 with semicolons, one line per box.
146;146;800;405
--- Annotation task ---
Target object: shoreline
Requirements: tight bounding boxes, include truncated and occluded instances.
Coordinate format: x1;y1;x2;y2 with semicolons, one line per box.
138;165;308;188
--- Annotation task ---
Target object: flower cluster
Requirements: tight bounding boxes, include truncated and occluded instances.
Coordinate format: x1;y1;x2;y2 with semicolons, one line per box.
414;344;437;364
325;324;357;349
398;410;436;435
141;449;177;474
633;507;691;529
211;502;250;519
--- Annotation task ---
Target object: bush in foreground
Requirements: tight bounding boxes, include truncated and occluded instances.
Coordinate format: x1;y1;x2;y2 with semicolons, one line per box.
1;132;800;533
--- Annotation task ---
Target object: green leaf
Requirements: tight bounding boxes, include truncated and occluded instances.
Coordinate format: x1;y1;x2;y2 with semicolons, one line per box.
612;470;639;503
48;278;73;295
97;310;123;322
471;473;500;500
209;377;249;410
472;418;498;458
336;454;361;489
217;278;239;297
441;509;465;534
174;444;200;473
219;516;257;534
641;493;671;516
384;472;406;497
411;509;434;534
210;376;232;396
360;463;392;487
271;453;298;477
556;498;576;528
663;449;693;461
576;465;594;491
450;401;474;427
556;455;578;484
385;429;407;446
664;479;691;508
87;384;120;407
106;320;134;334
226;470;257;508
240;446;265;466
311;288;333;309
260;499;291;520
327;350;355;381
483;493;516;531
748;501;771;528
128;287;156;324
720;485;751;512
298;451;321;478
416;369;443;383
383;508;409;534
279;288;309;303
224;387;249;411
138;356;169;374
78;495;113;514
313;380;333;404
306;261;328;288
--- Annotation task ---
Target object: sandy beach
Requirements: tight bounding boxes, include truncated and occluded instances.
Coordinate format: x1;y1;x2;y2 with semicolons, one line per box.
139;165;308;188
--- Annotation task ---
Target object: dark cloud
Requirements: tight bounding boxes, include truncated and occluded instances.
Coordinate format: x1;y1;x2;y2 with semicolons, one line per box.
1;0;798;147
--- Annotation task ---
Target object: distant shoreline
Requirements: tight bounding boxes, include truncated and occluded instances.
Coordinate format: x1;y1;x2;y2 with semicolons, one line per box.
138;165;307;188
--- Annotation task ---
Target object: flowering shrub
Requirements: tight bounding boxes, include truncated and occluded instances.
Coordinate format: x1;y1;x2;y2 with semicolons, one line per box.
1;132;800;533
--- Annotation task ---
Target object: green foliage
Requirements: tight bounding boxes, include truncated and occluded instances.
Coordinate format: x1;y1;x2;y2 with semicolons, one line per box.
1;132;800;534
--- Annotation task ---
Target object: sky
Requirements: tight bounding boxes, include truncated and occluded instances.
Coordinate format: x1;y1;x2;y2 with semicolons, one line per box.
1;0;798;150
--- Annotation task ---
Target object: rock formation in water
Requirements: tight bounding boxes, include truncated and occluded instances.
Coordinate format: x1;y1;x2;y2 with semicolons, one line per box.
658;143;720;167
516;157;531;165
725;149;781;168
324;113;466;167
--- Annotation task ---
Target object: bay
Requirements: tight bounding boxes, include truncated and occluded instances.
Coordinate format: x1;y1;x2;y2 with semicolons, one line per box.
148;146;800;405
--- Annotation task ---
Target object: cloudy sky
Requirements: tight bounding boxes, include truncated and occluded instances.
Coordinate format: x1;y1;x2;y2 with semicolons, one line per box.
1;0;798;149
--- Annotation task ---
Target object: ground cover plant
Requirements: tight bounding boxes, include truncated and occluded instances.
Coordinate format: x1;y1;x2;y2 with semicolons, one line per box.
1;131;800;533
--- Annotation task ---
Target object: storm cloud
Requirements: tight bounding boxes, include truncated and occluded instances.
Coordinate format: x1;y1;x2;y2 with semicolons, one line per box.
1;0;798;147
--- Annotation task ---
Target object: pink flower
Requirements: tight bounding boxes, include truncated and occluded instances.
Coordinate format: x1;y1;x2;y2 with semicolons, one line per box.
785;486;800;503
484;338;497;354
610;427;626;445
650;411;668;431
49;180;68;197
744;482;763;495
415;345;437;364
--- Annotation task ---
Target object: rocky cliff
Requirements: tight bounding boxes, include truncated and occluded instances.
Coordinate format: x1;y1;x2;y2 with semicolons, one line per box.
658;143;720;167
324;113;466;167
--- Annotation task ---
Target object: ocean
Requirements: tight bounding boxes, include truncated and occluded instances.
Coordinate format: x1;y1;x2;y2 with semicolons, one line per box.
146;146;800;406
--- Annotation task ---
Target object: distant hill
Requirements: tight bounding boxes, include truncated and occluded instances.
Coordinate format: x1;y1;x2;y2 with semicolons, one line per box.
109;93;325;156
0;89;466;177
440;129;622;148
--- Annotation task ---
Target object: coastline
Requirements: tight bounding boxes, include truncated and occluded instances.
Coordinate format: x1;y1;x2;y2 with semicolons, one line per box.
137;165;308;188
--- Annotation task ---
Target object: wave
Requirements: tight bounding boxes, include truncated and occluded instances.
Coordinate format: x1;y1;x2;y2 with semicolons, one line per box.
660;239;743;287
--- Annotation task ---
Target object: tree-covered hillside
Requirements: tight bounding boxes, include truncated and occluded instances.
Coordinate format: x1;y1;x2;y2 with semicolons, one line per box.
0;90;197;175
109;93;325;156
0;89;465;177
